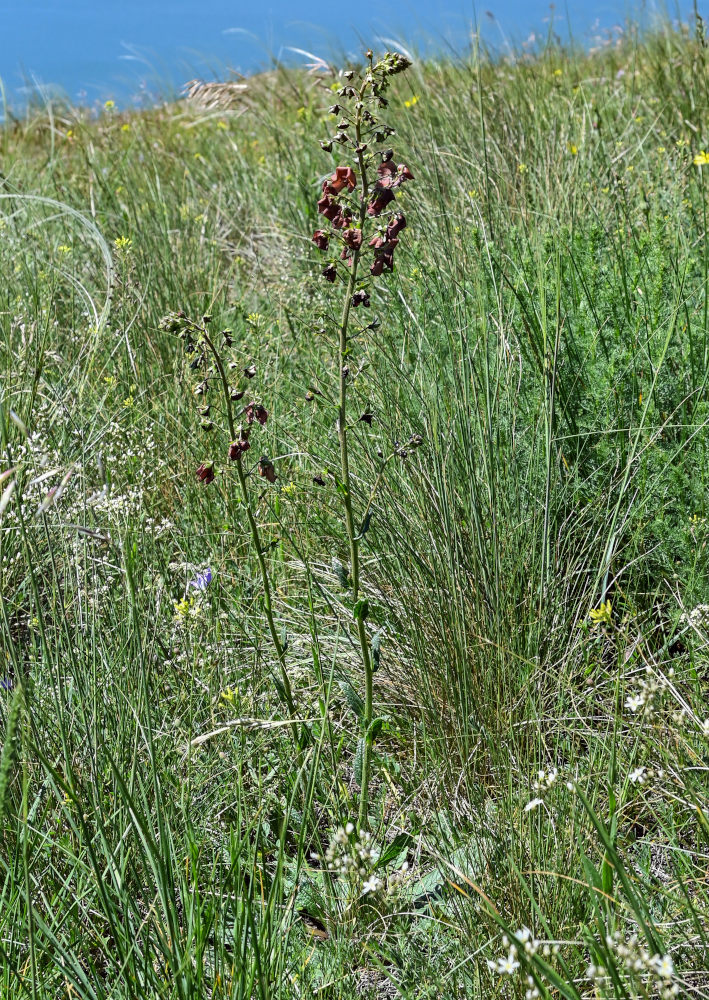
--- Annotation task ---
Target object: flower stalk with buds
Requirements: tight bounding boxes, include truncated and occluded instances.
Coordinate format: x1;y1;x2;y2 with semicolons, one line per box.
162;311;298;744
311;50;418;828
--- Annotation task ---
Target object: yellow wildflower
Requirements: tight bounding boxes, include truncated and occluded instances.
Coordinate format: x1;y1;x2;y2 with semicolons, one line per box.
404;94;419;108
694;150;709;166
589;601;612;626
104;99;115;110
173;596;202;623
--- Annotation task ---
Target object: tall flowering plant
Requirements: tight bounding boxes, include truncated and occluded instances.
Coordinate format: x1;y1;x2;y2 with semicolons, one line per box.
161;310;299;746
311;51;419;828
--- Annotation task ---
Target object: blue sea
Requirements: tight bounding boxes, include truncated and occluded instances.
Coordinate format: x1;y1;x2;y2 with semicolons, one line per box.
0;0;694;112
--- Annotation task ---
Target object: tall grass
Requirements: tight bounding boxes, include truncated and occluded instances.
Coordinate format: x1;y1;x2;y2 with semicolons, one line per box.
1;19;709;998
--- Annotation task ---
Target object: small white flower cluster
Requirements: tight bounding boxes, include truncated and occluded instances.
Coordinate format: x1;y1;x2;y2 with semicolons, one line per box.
316;825;411;900
533;768;558;792
588;931;678;999
323;823;373;877
624;668;666;717
525;767;575;813
487;928;558;999
628;765;664;786
681;603;709;630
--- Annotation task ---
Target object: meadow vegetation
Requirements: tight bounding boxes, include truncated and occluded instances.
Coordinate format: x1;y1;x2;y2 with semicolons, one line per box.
1;18;709;998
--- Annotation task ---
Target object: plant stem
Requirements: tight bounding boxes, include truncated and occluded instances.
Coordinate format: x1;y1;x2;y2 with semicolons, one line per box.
201;328;299;745
336;89;376;830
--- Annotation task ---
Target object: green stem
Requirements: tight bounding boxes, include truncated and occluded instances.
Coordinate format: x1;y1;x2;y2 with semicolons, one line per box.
201;329;299;746
335;84;376;830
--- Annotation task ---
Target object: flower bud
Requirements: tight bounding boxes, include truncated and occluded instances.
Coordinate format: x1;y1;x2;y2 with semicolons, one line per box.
258;456;277;483
196;461;215;484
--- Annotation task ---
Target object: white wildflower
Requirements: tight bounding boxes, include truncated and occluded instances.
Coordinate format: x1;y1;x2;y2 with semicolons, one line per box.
361;875;382;895
496;954;520;975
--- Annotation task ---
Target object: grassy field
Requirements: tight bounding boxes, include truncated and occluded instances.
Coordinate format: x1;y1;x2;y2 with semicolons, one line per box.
1;19;709;999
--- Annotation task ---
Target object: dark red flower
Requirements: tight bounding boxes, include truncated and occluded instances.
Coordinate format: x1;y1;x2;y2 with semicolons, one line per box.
258;456;277;483
351;289;370;308
244;402;268;425
368;235;398;275
386;212;406;240
331;207;352;230
367;189;395;217
196;462;215;484
312;229;329;250
317;192;341;222
322;263;337;282
325;165;356;194
375;160;414;191
376;159;398;189
228;434;250;460
342;228;362;250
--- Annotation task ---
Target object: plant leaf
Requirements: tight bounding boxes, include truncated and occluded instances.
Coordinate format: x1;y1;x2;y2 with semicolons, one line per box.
339;680;364;721
353;599;369;621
